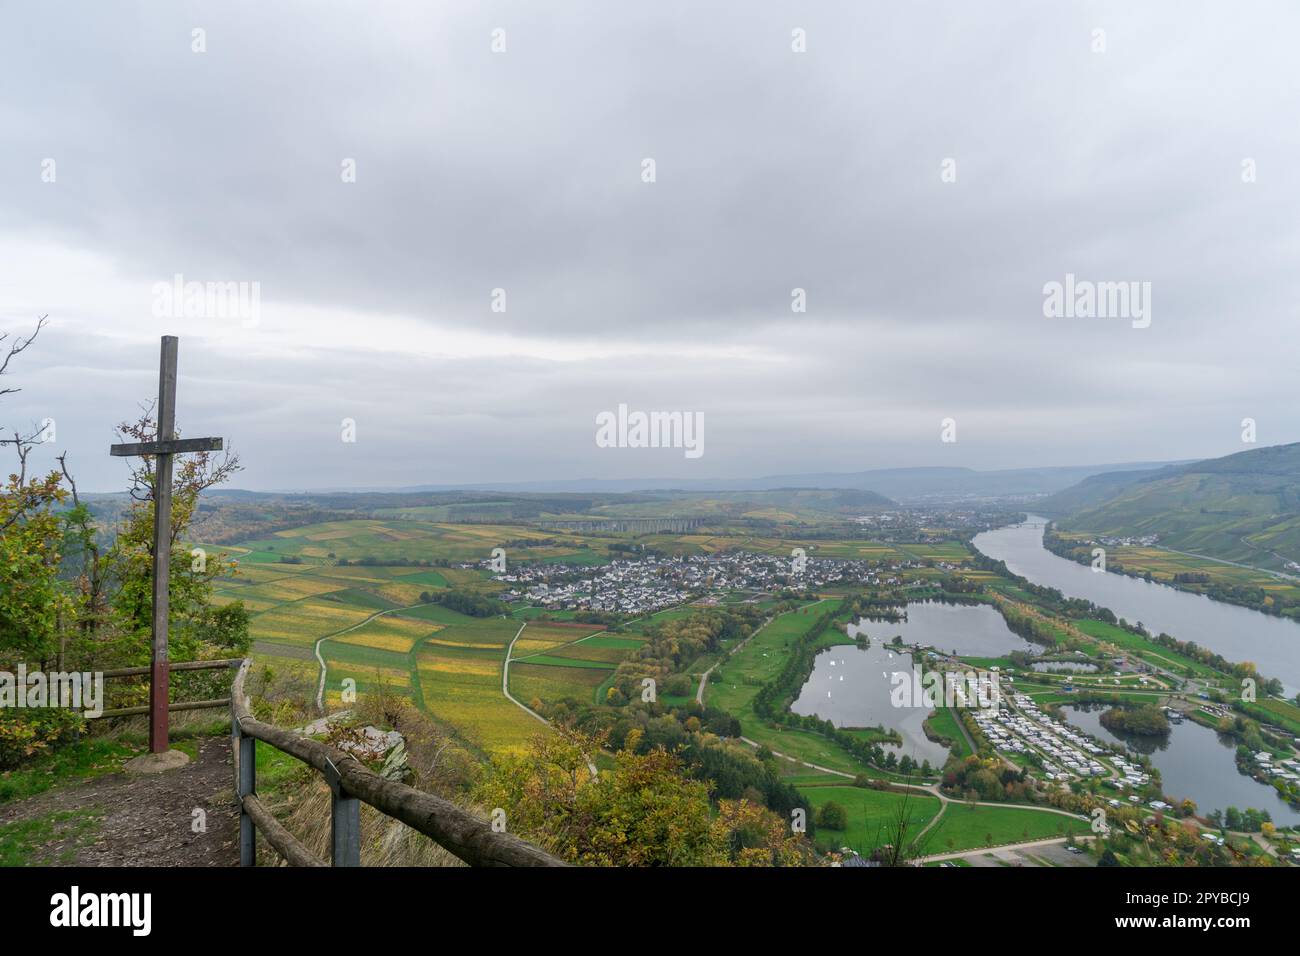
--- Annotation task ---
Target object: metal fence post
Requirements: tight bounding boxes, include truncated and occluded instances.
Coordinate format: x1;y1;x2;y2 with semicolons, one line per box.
233;708;256;866
324;757;361;866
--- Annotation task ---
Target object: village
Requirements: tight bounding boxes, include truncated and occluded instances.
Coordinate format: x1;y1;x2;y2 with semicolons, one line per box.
484;551;916;615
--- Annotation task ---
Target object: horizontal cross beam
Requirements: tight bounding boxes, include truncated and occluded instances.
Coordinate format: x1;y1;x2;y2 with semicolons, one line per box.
110;436;223;457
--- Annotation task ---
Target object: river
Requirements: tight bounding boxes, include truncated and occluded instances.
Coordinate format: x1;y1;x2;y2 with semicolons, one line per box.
973;516;1300;695
974;515;1300;820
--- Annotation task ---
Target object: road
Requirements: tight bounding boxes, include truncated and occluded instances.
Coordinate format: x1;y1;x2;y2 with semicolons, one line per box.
918;836;1073;864
501;621;550;727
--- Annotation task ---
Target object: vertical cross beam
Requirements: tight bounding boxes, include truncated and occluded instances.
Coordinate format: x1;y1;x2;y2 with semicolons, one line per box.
109;335;222;757
150;336;178;753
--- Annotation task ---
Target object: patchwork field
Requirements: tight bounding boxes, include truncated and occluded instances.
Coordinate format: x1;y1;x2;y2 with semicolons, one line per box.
229;518;613;568
207;519;565;754
506;620;632;706
413;615;545;753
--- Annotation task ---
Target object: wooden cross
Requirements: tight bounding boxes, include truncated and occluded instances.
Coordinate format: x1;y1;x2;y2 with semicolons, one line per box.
110;336;223;753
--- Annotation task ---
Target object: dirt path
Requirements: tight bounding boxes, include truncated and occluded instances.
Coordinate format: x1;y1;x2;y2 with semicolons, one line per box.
0;737;238;866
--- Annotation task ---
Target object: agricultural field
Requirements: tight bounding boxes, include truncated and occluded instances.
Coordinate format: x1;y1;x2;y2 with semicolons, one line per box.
506;620;631;706
208;516;996;763
411;614;546;754
1055;538;1300;615
227;518;614;567
207;519;563;754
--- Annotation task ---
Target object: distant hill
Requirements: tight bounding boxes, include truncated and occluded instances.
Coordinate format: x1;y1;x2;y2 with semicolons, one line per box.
1035;467;1169;515
586;487;897;521
1051;443;1300;570
179;486;897;542
316;461;1175;503
752;463;1173;501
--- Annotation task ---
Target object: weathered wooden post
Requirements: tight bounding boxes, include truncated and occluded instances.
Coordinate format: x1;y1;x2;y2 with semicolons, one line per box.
111;336;222;754
324;757;361;866
233;709;256;866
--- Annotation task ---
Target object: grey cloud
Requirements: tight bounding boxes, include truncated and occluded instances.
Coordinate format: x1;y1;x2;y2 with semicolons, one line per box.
1;0;1298;490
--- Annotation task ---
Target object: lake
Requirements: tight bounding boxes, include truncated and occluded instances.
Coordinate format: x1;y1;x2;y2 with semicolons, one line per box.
790;640;950;767
1064;703;1300;826
790;601;1031;768
844;600;1035;658
973;516;1300;695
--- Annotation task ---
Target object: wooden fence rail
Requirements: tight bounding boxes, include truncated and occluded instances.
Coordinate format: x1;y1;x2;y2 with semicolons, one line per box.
93;658;244;719
229;659;566;868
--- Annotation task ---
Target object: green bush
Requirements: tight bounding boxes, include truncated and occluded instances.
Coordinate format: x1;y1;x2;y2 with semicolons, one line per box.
0;709;86;770
815;800;848;830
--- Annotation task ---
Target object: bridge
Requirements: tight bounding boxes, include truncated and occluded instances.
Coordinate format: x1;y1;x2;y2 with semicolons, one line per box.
537;516;707;534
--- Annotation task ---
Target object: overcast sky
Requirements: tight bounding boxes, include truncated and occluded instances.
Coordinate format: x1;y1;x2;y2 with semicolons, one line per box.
2;1;1298;492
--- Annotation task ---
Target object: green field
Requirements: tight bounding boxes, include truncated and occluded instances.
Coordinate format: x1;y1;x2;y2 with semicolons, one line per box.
926;804;1090;854
799;785;942;853
799;783;1091;857
506;620;627;705
1072;619;1221;678
924;707;972;759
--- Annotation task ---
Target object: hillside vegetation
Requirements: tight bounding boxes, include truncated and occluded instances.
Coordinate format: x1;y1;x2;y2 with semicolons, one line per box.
1050;442;1300;571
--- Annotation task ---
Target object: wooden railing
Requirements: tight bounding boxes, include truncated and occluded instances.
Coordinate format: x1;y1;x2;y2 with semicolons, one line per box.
94;658;244;718
229;659;566;867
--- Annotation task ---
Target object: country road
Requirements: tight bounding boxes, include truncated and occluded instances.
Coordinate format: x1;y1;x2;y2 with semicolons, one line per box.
501;620;550;727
